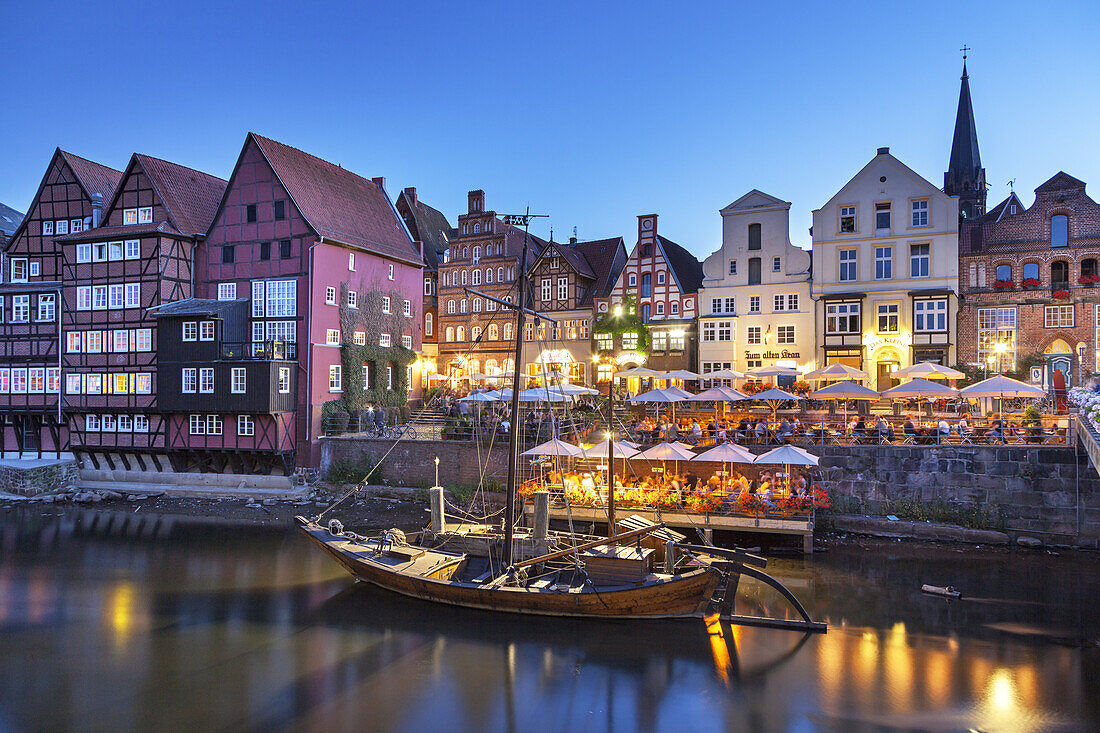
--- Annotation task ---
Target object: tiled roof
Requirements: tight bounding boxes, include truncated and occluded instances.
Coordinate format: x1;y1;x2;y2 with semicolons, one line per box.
135;154;227;235
396;189;453;270
250;133;422;266
152;298;247;318
1035;171;1086;193
544;241;596;279
54;221;175;243
656;234;704;294
574;237;626;299
0;202;23;237
503;224;548;269
59;150;123;203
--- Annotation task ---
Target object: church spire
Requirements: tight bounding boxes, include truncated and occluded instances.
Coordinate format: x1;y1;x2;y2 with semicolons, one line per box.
944;48;986;219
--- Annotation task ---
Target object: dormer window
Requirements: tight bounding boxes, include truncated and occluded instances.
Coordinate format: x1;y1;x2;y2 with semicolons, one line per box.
123;208;137;225
42;221;54;236
551;257;559;269
138;207;153;224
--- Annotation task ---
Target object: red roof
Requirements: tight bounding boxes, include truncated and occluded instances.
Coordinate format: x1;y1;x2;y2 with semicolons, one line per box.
250;133;421;266
134;154;227;235
59;150;122;203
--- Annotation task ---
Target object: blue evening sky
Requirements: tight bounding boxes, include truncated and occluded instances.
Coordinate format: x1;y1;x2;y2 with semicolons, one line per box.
2;1;1098;257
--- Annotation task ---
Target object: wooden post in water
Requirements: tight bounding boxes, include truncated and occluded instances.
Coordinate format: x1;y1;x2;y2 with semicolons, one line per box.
606;371;616;543
532;490;549;540
430;486;445;533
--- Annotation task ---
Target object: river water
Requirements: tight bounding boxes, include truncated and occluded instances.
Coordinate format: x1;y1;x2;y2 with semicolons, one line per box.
0;508;1098;732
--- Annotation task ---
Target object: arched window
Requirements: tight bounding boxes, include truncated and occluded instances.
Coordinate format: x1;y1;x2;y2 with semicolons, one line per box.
1023;262;1040;281
1052;261;1069;287
462;247;468;259
468;358;479;374
473;298;482;312
471;326;481;341
485;268;493;283
473;245;481;261
456;326;465;341
445;326;454;342
498;267;504;282
424;312;433;336
504;323;513;340
507;267;514;281
995;264;1012;282
1051;215;1068;247
461;270;468;285
1082;258;1097;280
485;358;498;373
641;273;652;297
488;324;499;340
472;269;481;285
503;358;514;374
473;223;481;234
447;300;456;314
460;298;467;313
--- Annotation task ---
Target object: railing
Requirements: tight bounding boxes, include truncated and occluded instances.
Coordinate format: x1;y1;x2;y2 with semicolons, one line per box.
219;341;297;361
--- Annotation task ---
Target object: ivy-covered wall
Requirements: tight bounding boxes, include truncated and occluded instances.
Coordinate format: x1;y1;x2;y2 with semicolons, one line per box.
592;295;649;356
338;283;416;409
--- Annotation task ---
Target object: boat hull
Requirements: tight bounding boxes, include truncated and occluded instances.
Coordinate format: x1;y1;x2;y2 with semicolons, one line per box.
297;519;720;620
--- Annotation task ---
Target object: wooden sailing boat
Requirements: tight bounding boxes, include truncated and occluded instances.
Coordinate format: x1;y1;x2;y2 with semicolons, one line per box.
296;212;823;630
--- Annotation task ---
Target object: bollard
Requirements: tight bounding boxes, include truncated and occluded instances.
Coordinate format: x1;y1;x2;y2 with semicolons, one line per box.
430;486;445;533
532;490;549;540
665;540;679;574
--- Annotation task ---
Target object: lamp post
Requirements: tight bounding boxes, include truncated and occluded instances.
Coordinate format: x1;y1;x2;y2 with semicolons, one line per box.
434;456;440;488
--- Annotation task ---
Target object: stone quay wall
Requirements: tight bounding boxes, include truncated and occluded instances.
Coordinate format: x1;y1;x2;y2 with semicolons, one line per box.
0;459;80;496
321;437;1100;547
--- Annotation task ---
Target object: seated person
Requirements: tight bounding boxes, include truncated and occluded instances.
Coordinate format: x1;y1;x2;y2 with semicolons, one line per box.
853;416;867;437
754;420;767;441
690;420;703;442
794;475;809;496
903;415;918;437
760;484;777;509
937;417;951;438
874;415;895;442
778;418;793;438
986;414;1004;440
958;413;972;436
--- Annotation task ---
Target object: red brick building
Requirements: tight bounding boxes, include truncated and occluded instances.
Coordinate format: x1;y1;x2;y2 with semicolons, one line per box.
395;187;453;378
958;173;1100;387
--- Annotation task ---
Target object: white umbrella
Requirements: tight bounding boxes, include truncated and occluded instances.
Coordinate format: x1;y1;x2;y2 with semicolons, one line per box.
516;388;569;403
693;443;756;464
663;385;694;400
629;388;681;404
459;392;501;402
750;387;801;402
754;444;820;467
959;375;1046;399
577;440;640;459
614;366;661;378
635;442;698;461
892;362;965;380
809;381;880;400
426;373;449;382
880;378;958;399
548;383;599;396
654;369;702;380
703;368;746;381
466;372;492;380
690;386;748;402
521;439;584;457
804;363;869;381
746;364;800;380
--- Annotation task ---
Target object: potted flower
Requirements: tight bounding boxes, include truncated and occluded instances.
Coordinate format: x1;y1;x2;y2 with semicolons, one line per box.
1053;288;1071;300
1079;274;1100;286
993;279;1015;289
791;380;813;396
1022;277;1042;289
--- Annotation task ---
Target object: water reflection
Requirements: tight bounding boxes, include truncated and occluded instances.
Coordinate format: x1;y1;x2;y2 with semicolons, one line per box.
0;508;1096;731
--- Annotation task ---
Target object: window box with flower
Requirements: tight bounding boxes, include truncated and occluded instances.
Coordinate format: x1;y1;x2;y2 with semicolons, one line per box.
1021;277;1042;289
1078;274;1100;286
1052;288;1071;300
993;279;1015;290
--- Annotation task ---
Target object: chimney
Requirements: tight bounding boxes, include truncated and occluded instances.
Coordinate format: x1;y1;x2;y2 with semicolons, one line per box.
569;236;577;246
91;192;103;228
468;190;485;214
372;176;385;191
877;147;890;156
403;187;417;205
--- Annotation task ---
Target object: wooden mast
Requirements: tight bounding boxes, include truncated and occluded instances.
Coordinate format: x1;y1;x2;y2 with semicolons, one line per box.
606;368;616;542
501;208;533;569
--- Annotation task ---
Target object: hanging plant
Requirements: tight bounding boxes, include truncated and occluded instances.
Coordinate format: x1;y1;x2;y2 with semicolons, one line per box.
1052;288;1071;300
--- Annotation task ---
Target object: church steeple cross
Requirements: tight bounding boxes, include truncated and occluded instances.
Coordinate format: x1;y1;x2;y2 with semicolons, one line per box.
960;44;970;61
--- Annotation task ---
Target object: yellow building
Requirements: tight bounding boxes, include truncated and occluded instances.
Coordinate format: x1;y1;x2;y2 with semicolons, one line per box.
698;190;814;383
812;148;960;390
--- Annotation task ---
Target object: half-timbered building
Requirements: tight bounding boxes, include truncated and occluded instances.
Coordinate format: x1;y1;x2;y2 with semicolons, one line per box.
597;214;703;376
396;187;453;380
436;190;546;381
55;153;227;470
0;149;121;456
525;236;626;384
201;133;424;469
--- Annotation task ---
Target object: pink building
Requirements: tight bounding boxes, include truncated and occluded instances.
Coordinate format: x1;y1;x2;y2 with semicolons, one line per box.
201;133;425;469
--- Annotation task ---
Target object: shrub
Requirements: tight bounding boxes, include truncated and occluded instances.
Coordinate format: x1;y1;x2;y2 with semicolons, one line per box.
326;455;374;484
329;411;350;434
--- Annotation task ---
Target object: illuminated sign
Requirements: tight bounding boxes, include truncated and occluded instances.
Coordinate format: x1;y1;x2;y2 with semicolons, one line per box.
615;351;647;365
744;350;800;360
865;333;912;352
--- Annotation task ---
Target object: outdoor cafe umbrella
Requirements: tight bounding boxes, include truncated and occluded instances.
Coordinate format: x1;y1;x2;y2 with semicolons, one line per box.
654;369;702;389
426;373;449;382
690;385;748;429
516;387;569;403
746;364;800;380
891;362;965;380
753;445;820;487
690;442;757;488
808;380;881;425
702;368;746;381
548;383;600;396
635;441;698;480
459;391;503;402
750;387;803;423
803;363;869;381
959;374;1046;399
880;378;958;400
521;439;584;457
630;387;681;424
577;440;640;459
614;366;661;378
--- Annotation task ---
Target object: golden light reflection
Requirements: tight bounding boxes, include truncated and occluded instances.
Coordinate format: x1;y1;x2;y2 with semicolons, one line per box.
109;582;135;648
704;612;732;686
923;649;952;709
988;667;1016;713
815;628;843;709
854;630;879;700
883;622;913;713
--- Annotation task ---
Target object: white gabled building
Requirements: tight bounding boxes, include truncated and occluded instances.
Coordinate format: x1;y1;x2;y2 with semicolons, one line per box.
698;190;814;384
812;147;960;391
